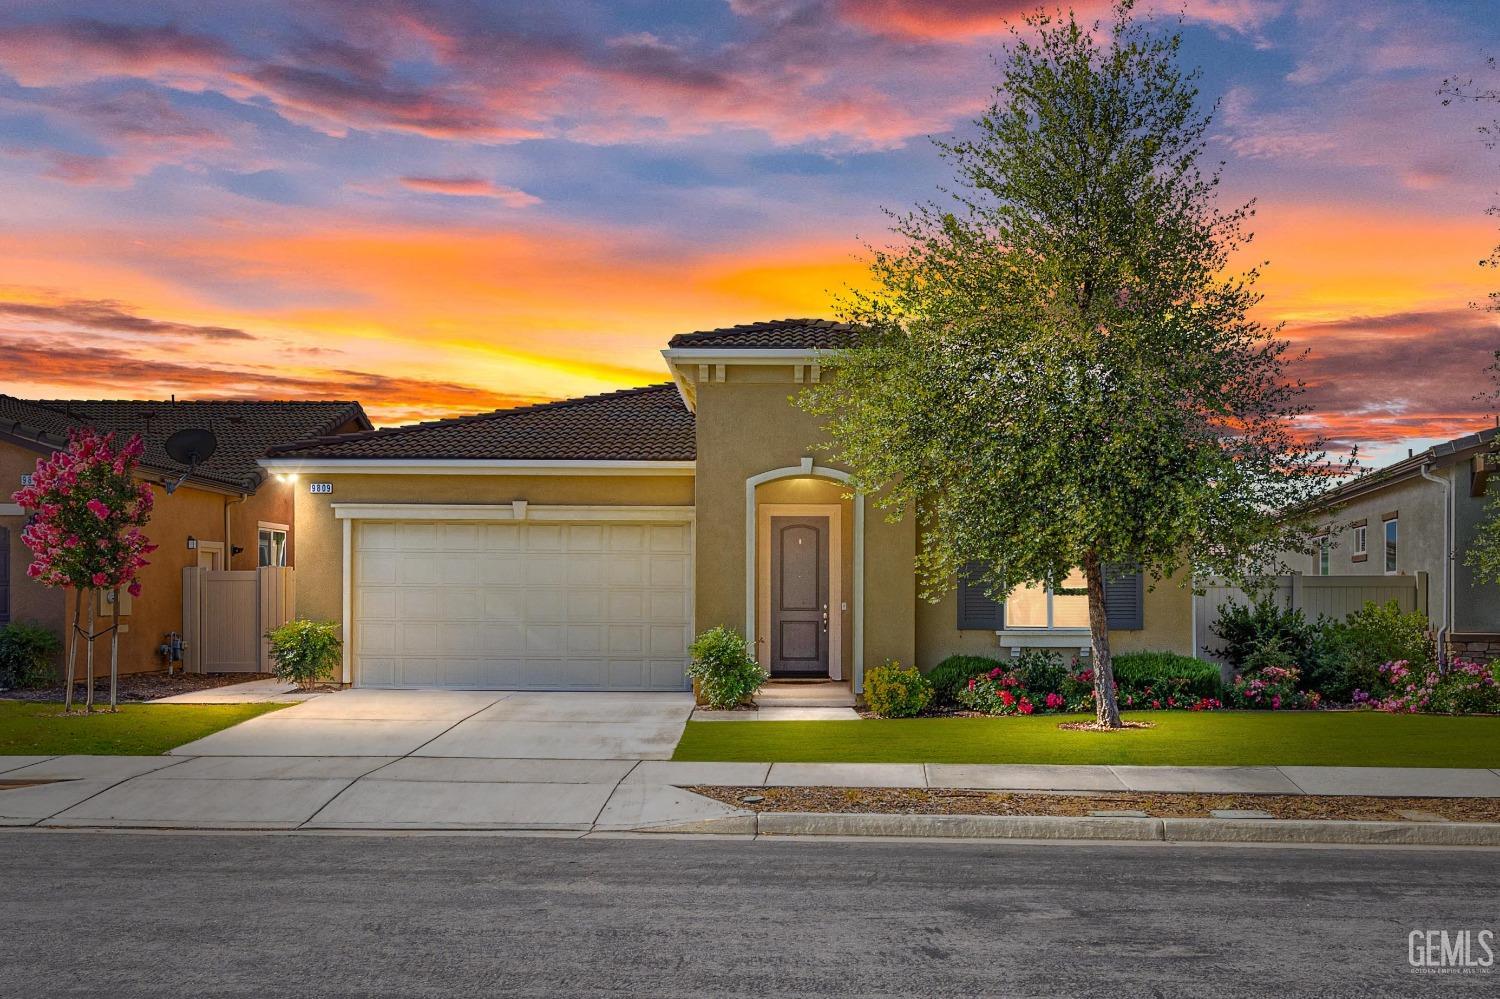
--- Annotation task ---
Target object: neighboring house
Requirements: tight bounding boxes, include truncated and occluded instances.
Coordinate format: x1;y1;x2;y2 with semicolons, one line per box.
264;319;1194;693
1;397;370;676
1297;425;1500;663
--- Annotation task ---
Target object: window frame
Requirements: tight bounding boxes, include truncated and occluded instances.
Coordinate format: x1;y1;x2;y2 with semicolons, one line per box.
1383;517;1399;574
1315;535;1330;576
257;523;289;568
1004;573;1090;632
1353;524;1366;555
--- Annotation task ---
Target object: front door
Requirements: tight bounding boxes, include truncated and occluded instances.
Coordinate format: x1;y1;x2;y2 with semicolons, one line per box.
769;515;829;677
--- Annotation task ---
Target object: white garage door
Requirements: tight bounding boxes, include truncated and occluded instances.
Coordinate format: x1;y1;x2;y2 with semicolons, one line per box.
353;518;692;690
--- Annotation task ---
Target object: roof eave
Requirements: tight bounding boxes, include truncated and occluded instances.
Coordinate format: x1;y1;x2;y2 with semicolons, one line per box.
258;457;696;476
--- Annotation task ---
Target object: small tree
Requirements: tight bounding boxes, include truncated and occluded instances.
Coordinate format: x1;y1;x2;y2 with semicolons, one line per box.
1468;352;1500;585
800;2;1348;728
13;430;156;712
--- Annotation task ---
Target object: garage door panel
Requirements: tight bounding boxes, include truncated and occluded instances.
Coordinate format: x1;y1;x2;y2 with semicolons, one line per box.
354;517;690;690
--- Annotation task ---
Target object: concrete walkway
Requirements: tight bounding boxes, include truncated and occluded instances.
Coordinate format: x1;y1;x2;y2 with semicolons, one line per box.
4;755;1500;834
150;678;325;704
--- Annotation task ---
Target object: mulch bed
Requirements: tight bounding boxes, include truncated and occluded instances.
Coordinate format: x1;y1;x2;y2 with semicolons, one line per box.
690;786;1500;823
1;671;274;703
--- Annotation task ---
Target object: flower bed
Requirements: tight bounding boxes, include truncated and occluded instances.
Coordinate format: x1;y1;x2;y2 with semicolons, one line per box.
1352;659;1500;715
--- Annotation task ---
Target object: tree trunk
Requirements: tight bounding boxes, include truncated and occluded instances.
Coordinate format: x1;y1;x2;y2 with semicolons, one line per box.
83;593;96;713
109;589;121;712
1084;552;1123;728
64;592;82;713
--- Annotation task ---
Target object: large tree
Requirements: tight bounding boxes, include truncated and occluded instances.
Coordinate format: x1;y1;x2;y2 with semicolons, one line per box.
800;1;1345;728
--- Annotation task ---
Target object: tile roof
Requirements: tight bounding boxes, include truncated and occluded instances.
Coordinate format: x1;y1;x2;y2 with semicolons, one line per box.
0;397;370;491
1306;423;1499;507
267;383;695;462
666;317;860;350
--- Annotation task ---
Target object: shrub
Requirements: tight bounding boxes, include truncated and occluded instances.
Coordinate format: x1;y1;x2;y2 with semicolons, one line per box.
0;622;61;689
1314;601;1434;701
1226;665;1320;710
686;626;766;709
1211;596;1319;674
924;655;1004;703
265;619;342;689
1352;659;1500;715
864;660;933;718
1111;651;1222;701
1013;649;1067;695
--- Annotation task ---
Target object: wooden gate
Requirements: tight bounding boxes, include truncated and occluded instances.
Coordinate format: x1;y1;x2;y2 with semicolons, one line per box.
182;566;295;673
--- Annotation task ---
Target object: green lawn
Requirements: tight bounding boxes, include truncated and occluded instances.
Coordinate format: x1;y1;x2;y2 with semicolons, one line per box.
0;702;288;756
672;712;1500;768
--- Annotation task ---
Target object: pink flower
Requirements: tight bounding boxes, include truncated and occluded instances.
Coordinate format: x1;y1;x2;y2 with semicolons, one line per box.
1017;699;1034;715
86;498;110;520
91;572;109;587
127;580;142;598
999;690;1015;707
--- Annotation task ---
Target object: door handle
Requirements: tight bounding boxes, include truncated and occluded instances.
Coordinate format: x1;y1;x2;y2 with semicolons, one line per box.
821;604;829;633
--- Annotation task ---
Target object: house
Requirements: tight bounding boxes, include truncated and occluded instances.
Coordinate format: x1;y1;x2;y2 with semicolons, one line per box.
1;397;370;676
262;319;1196;693
1299;425;1500;663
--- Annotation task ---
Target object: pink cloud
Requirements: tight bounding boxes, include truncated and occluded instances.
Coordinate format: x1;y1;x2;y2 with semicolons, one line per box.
398;175;540;205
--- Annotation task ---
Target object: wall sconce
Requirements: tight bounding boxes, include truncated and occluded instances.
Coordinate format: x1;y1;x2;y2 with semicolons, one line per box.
230;546;244;556
186;535;198;550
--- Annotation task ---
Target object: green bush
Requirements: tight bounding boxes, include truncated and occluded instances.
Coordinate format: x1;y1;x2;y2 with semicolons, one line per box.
686;627;767;709
1313;601;1434;702
1013;649;1068;695
0;622;61;689
265;619;341;689
864;660;934;718
1210;596;1319;674
1111;651;1222;701
924;655;1004;703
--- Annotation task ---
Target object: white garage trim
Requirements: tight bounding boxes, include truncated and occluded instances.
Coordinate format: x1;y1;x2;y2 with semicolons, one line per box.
342;505;695;690
332;503;694;523
745;461;866;693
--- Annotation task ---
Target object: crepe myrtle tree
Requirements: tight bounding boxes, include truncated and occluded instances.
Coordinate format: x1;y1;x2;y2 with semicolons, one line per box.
800;1;1349;728
13;430;156;712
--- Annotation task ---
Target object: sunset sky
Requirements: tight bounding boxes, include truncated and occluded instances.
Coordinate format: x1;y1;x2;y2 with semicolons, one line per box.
0;0;1497;467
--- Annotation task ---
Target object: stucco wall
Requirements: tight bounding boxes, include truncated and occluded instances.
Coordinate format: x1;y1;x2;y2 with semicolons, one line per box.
289;472;697;627
690;368;916;679
1309;464;1499;633
754;476;855;675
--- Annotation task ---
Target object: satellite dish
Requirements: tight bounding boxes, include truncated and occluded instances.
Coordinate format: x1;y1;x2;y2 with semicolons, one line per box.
162;428;217;495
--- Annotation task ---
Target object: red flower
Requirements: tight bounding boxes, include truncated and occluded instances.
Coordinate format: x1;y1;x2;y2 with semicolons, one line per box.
999;690;1015;707
1017;700;1034;715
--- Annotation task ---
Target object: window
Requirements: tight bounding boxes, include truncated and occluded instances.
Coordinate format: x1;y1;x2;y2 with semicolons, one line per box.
1006;569;1090;630
1316;536;1330;576
1383;517;1398;573
258;527;288;567
1353;525;1366;555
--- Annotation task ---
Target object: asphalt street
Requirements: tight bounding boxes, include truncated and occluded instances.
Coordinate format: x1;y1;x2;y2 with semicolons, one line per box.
1;831;1495;998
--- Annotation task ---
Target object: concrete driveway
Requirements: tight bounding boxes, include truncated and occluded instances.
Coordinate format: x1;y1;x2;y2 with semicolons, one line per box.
168;689;697;761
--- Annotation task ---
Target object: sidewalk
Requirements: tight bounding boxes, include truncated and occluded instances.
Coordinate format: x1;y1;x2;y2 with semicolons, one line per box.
3;756;1500;839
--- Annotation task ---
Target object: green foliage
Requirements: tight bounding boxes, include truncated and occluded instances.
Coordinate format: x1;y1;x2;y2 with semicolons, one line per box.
1111;651;1221;701
1467;355;1499;585
265;619;341;688
1210;597;1320;674
0;621;61;689
924;655;1005;703
1012;649;1068;696
686;627;767;709
1315;601;1435;701
864;660;934;718
796;2;1346;726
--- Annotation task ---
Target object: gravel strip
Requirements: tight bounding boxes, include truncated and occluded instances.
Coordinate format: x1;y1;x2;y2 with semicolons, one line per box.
690;786;1500;823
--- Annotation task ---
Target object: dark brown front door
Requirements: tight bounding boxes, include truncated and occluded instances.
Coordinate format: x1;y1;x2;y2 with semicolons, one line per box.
770;516;829;677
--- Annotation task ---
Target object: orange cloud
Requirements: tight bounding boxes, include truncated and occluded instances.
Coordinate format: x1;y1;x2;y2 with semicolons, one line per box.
398;176;540;205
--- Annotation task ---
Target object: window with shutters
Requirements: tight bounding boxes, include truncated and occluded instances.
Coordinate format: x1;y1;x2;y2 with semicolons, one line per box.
1004;569;1090;630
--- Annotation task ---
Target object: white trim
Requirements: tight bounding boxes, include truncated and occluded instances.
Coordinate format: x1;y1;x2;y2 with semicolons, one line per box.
341;517;352;684
745;463;866;692
331;503;695;523
998;629;1092;649
259;458;695;477
0;503;23;516
758;503;843;681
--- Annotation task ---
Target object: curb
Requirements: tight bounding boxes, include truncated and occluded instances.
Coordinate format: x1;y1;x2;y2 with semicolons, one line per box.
644;811;1500;846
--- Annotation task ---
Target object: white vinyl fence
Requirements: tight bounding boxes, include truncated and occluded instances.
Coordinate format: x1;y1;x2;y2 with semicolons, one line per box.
1195;572;1427;669
181;566;296;673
